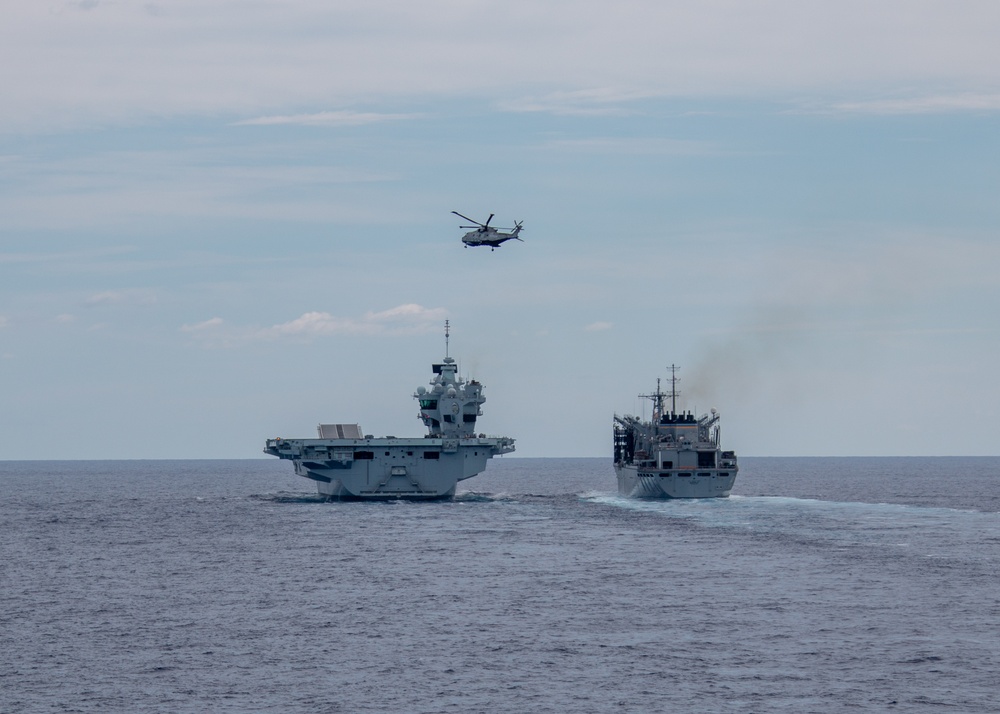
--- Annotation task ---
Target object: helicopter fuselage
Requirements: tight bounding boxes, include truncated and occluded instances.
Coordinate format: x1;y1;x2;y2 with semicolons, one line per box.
453;211;523;249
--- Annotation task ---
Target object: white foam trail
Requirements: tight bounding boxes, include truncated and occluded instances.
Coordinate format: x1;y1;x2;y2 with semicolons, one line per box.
582;492;1000;552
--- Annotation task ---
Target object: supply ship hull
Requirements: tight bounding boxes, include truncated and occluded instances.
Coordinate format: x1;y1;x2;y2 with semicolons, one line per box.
614;464;737;499
613;367;738;499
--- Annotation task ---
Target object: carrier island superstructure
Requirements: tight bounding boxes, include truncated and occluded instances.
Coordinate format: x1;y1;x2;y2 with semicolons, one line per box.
613;366;738;498
264;323;514;499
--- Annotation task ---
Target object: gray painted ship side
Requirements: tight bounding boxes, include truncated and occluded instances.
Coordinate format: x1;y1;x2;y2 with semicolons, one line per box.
265;435;514;499
615;464;737;499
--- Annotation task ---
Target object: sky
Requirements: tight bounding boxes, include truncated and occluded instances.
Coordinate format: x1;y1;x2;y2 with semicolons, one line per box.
2;0;1000;459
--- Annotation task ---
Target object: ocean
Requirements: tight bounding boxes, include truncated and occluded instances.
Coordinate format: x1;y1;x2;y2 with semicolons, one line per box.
2;457;998;713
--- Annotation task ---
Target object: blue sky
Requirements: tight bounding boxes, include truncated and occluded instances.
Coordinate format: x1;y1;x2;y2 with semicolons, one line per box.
2;1;999;458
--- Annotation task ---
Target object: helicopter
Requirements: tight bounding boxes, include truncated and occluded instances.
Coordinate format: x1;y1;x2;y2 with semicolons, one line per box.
452;211;524;250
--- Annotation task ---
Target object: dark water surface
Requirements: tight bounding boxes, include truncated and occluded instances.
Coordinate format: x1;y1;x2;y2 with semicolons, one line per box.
2;457;998;713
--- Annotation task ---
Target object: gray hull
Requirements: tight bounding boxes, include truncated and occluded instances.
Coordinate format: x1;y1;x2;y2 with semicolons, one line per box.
267;436;514;500
615;464;736;499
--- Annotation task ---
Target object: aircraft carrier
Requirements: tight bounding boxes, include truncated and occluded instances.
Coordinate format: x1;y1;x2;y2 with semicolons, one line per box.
264;323;514;499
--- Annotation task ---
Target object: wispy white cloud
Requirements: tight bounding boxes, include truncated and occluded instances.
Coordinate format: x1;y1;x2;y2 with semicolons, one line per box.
260;304;446;339
182;304;447;345
499;88;659;116
181;317;224;332
0;315;8;328
6;1;1000;131
818;93;1000;115
56;1;102;12
233;111;423;127
584;321;612;332
84;289;157;307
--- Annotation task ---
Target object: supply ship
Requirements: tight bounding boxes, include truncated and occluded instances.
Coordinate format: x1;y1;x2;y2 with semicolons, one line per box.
265;322;514;499
613;365;738;498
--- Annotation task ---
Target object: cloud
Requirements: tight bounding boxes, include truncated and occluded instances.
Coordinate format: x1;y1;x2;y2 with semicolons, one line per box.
83;289;156;307
233;111;423;127
6;1;1000;131
262;311;355;337
500;88;659;116
0;315;7;328
181;317;224;332
260;304;446;339
819;93;1000;115
182;304;448;345
584;321;613;332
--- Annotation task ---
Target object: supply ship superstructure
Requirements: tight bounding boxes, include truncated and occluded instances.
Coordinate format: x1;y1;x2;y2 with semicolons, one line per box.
265;323;514;499
613;366;738;498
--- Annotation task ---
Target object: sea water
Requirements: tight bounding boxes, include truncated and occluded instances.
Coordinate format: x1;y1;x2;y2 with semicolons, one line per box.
2;457;998;713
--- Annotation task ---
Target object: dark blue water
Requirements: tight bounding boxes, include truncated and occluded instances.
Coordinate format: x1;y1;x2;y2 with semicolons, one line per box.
2;457;998;713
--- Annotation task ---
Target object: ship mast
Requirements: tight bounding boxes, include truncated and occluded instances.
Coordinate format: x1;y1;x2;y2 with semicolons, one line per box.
638;364;682;422
638;378;667;422
668;364;680;414
444;319;450;360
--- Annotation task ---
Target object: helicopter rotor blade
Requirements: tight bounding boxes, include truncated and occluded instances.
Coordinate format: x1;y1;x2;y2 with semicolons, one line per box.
452;211;483;226
483;213;494;228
